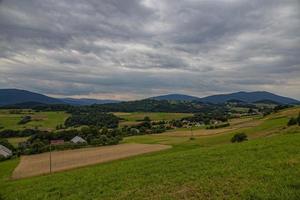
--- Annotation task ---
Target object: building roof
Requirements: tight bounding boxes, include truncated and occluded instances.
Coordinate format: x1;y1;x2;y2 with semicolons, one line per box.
71;136;87;144
0;144;13;158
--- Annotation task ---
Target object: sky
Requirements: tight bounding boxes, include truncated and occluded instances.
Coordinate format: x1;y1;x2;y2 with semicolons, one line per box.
0;0;299;100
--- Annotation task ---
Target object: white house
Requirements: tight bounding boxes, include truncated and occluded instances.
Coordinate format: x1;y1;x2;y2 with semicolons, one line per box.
0;144;13;158
71;136;87;144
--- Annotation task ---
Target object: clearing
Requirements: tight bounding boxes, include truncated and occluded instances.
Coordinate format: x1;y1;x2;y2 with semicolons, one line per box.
0;110;69;130
12;143;171;179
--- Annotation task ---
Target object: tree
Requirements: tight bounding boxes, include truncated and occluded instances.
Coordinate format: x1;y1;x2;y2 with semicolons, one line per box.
287;117;297;126
0;139;15;151
231;133;248;143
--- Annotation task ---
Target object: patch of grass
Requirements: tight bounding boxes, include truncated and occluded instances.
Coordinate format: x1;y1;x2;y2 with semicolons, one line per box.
7;137;29;147
0;111;69;130
115;112;192;122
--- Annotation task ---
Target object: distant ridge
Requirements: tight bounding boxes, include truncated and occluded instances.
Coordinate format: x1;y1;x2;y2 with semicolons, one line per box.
61;98;121;105
150;91;299;105
0;89;299;107
0;89;63;106
0;89;121;106
200;91;299;104
150;94;200;101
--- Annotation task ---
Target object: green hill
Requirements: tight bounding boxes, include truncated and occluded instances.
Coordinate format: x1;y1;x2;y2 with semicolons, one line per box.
0;107;299;200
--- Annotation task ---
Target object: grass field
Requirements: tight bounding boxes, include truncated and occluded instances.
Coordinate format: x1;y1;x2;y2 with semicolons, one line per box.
0;110;69;131
0;107;299;199
114;112;193;126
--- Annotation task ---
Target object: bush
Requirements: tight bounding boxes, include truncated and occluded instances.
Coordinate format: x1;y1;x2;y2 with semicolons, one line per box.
0;138;15;152
231;133;248;143
18;116;31;125
287;117;297;126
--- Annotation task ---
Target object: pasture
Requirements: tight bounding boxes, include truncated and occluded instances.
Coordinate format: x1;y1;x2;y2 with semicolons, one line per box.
0;110;69;130
114;112;193;126
0;107;299;199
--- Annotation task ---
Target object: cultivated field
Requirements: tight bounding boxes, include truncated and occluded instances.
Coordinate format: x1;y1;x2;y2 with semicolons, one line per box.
12;143;171;179
0;110;69;130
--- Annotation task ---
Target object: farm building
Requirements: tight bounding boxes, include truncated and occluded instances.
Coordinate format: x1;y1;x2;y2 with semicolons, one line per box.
71;136;87;144
0;144;13;158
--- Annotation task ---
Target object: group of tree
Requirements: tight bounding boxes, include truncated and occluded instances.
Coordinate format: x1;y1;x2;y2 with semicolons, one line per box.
64;112;119;128
18;126;123;155
18;116;31;125
121;117;170;136
0;129;41;138
182;109;229;125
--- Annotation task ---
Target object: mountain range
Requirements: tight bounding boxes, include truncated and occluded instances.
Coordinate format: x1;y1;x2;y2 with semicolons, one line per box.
0;89;299;106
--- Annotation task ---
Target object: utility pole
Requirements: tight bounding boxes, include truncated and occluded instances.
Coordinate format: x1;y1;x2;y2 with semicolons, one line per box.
49;143;52;174
190;124;194;139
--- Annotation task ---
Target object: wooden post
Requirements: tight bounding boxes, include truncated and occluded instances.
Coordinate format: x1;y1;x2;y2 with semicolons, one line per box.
190;125;194;139
49;144;52;174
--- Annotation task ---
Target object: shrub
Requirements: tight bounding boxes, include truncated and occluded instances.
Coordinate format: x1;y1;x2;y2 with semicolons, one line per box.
18;116;31;125
231;133;248;143
287;117;297;126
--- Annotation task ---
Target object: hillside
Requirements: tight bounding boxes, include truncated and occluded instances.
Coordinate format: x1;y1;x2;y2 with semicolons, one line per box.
150;94;200;101
0;107;299;199
0;89;63;106
0;89;120;106
61;98;120;105
200;91;299;104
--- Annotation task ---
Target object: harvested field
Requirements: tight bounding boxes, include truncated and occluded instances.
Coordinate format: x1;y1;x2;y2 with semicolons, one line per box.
12;143;171;179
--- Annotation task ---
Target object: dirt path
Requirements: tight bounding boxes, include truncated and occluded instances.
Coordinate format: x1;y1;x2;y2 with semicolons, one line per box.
12;143;171;179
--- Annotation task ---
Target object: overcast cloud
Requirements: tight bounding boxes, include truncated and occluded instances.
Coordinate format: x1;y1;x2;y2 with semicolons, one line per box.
0;0;299;100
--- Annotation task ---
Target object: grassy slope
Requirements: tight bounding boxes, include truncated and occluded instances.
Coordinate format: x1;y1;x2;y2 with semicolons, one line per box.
0;110;69;130
114;112;193;127
0;108;299;200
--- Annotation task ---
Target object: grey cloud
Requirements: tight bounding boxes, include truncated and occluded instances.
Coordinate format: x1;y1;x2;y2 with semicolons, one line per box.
0;0;299;99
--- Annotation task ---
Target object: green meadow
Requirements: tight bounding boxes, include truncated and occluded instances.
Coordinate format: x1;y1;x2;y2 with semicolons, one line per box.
0;107;299;199
0;110;69;131
114;112;193;126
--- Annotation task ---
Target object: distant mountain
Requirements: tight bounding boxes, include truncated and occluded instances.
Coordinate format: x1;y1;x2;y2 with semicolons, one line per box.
0;89;63;106
200;91;299;104
150;94;200;101
61;98;121;105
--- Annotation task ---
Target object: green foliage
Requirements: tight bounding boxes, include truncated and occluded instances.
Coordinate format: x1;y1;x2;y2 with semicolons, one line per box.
231;133;248;143
0;139;15;152
206;123;230;129
287;117;298;126
17;116;31;125
65;112;119;128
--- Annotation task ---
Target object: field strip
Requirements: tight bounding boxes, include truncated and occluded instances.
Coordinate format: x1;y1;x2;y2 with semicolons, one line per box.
12;143;171;179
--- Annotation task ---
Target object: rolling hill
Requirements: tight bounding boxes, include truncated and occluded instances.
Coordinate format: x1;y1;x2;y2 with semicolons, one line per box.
200;91;299;104
61;98;121;105
0;89;63;106
0;89;120;106
150;94;200;101
151;91;299;105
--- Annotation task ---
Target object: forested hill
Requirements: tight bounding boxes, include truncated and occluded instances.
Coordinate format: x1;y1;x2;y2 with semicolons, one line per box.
87;99;224;113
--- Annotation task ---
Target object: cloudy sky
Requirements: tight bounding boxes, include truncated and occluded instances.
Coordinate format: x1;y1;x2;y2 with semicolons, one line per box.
0;0;299;100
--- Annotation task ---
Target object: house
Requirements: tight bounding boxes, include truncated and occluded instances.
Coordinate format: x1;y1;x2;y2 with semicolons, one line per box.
70;136;87;144
0;144;13;158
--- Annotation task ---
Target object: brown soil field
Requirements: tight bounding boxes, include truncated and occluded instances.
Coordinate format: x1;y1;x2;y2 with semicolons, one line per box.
12;143;171;179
